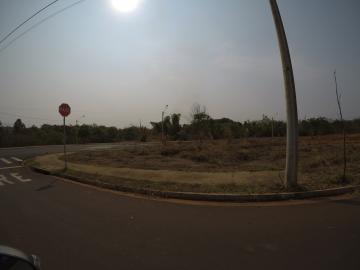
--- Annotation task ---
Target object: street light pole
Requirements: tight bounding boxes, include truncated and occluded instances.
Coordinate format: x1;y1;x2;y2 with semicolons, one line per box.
161;105;168;145
269;0;299;188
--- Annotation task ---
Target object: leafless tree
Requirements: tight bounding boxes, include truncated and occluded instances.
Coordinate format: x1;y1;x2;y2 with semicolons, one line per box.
190;103;211;144
334;70;347;182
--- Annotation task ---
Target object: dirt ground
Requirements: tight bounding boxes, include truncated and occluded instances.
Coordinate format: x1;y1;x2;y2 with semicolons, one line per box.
66;134;360;190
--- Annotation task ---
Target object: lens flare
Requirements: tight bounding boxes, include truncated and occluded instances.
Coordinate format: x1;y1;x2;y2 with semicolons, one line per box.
110;0;142;13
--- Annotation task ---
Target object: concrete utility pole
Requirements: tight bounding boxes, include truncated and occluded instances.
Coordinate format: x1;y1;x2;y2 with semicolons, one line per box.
269;0;299;188
161;105;168;145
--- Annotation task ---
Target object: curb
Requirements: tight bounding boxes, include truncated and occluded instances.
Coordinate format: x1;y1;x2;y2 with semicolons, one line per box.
29;166;360;202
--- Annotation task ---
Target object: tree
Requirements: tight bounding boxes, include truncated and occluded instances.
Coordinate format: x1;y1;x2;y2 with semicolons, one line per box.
91;125;107;143
123;126;140;141
150;121;162;134
223;123;233;143
151;113;182;141
78;125;91;143
0;121;3;144
138;121;149;142
269;0;299;189
190;103;212;143
163;116;171;139
169;113;181;139
13;119;26;134
107;127;119;141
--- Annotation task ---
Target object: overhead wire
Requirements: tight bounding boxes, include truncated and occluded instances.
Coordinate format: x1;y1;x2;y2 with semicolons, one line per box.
0;0;62;47
0;0;89;126
0;0;87;53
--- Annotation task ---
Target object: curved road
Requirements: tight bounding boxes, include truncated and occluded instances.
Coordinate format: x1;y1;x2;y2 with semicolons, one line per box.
0;144;359;270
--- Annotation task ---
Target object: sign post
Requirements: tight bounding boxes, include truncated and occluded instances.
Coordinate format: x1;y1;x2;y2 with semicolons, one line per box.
58;103;71;170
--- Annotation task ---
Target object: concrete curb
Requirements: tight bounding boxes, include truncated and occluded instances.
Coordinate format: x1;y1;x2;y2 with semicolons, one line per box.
29;165;360;202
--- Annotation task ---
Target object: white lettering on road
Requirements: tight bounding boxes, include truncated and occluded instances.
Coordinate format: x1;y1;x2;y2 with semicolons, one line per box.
10;173;32;183
0;175;14;186
0;166;23;171
11;157;23;162
0;158;12;164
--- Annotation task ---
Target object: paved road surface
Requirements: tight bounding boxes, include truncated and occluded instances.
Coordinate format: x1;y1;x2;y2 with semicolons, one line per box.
0;144;359;270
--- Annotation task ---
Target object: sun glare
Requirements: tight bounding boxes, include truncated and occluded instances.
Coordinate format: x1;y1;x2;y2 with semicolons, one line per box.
110;0;142;13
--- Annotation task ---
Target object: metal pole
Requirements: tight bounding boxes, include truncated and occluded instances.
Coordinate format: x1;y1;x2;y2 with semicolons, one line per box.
269;0;299;188
76;120;79;145
63;116;67;170
161;111;164;145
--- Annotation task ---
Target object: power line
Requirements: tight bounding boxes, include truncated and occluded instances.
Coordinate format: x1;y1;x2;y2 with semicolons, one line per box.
0;0;61;47
0;0;87;53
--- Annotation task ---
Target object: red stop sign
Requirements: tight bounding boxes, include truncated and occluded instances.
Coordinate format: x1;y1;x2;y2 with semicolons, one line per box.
59;103;71;117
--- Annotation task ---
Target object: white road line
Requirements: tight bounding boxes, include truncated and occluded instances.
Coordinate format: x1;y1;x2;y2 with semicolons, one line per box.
0;158;12;164
0;166;23;171
0;174;14;186
11;157;23;162
10;173;32;183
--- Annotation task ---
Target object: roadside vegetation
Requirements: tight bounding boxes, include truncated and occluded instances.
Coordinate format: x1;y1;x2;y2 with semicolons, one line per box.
7;104;360;194
1;112;360;147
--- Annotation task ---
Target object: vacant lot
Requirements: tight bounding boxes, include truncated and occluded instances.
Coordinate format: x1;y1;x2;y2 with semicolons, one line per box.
61;134;360;193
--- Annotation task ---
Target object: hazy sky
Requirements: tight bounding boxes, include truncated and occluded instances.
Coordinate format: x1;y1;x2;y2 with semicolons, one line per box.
0;0;359;127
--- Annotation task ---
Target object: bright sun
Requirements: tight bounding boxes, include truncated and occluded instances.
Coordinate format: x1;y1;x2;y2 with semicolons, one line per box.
110;0;142;13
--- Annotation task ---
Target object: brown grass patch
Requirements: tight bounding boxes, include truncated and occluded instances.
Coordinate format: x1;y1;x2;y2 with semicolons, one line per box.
44;134;360;193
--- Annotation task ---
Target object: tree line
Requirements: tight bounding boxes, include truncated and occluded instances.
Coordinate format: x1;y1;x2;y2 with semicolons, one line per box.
1;112;360;147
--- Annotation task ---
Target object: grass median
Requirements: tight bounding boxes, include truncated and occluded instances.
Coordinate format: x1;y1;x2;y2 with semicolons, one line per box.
27;134;360;194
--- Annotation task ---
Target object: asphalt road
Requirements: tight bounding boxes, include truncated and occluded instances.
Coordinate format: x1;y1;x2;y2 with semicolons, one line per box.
0;145;360;270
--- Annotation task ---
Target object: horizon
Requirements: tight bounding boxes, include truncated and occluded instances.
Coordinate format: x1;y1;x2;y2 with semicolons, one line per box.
0;0;359;128
1;112;358;129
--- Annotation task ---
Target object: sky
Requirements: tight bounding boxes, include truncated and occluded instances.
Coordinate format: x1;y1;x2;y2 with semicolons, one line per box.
0;0;359;128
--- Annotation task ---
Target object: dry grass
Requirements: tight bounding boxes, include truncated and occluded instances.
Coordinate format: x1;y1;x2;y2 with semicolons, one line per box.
67;139;285;172
35;134;360;194
29;153;282;192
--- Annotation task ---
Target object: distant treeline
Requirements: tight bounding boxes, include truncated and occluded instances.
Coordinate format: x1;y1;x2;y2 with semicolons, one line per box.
1;113;360;147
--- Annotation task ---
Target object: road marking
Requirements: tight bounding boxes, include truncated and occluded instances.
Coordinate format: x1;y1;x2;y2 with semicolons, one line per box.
10;173;32;183
0;166;23;171
11;157;23;162
0;158;12;164
0;175;14;186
